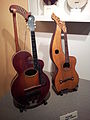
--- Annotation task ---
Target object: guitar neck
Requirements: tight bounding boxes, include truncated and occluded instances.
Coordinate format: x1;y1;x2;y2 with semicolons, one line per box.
64;32;69;63
31;31;38;69
31;31;42;84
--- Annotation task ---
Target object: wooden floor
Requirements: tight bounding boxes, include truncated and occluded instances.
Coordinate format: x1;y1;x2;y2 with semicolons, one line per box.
0;72;90;120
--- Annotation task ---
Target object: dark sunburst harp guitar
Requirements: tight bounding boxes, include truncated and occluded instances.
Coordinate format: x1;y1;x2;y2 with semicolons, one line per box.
9;5;50;106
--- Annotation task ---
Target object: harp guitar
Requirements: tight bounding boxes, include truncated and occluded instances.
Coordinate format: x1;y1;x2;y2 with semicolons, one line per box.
50;13;79;95
10;5;50;107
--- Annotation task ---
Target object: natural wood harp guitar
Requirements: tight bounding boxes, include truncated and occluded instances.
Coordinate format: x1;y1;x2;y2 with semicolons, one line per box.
50;13;79;95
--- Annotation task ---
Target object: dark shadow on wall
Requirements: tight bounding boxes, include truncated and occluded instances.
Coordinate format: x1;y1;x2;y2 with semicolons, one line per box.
1;29;30;91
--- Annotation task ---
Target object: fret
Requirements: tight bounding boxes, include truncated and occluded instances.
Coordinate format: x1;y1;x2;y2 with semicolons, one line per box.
64;33;69;63
31;31;38;69
28;15;42;83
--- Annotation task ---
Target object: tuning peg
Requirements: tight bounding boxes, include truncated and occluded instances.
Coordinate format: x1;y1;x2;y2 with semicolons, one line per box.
34;21;36;28
26;23;29;29
34;25;36;29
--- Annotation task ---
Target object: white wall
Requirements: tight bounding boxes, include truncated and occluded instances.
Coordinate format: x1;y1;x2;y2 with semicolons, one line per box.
29;0;90;22
35;32;90;80
68;34;90;80
28;0;90;80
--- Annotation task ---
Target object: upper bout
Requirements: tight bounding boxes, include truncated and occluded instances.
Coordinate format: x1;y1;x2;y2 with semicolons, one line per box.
69;56;77;64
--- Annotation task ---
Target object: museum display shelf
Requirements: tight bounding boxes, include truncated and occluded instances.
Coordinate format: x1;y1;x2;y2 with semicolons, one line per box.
28;0;90;22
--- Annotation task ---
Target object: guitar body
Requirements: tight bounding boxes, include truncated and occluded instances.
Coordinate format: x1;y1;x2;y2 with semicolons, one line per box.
9;6;50;110
53;55;79;93
12;50;33;73
11;59;50;106
11;50;33;101
50;24;79;94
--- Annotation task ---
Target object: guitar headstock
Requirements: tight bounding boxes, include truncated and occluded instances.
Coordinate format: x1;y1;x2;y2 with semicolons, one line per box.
51;13;67;33
27;15;35;31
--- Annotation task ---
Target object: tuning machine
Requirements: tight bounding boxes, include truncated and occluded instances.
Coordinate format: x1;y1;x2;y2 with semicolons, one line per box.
34;21;36;29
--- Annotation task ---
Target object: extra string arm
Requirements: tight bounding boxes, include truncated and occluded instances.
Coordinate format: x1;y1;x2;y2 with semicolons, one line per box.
9;5;31;52
9;4;31;21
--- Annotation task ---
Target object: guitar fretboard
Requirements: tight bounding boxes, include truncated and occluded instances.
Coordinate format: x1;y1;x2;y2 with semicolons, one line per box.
31;31;38;70
64;32;69;63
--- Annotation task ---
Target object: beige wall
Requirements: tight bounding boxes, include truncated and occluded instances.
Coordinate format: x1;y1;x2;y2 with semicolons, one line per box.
0;0;31;98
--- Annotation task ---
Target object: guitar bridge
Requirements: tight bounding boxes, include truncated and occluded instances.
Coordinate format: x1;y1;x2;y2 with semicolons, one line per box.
59;77;74;84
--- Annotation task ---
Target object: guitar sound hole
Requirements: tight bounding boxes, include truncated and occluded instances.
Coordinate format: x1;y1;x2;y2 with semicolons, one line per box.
55;49;59;54
25;69;37;76
63;62;70;68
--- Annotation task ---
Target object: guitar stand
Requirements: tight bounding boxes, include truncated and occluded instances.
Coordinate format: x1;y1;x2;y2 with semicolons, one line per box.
13;98;48;112
52;84;78;96
43;100;47;105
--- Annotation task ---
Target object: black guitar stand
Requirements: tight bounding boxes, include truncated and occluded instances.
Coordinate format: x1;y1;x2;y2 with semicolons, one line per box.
13;96;48;112
52;83;78;96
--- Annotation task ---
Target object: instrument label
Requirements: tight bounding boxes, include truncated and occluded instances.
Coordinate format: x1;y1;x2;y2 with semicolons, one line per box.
60;111;78;120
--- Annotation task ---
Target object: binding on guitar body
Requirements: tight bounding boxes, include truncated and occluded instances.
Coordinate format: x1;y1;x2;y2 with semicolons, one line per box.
9;5;50;111
50;13;79;95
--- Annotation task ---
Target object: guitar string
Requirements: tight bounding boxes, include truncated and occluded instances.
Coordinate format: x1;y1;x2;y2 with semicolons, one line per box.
24;24;27;50
23;24;34;64
61;26;73;87
64;31;73;87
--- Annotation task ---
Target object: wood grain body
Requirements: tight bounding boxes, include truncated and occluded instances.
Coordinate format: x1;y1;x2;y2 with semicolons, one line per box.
11;51;33;98
50;25;64;82
12;51;33;73
50;25;79;93
11;59;50;105
54;56;79;92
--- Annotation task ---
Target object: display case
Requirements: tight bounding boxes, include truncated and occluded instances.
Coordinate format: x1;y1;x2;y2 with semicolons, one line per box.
28;0;90;22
